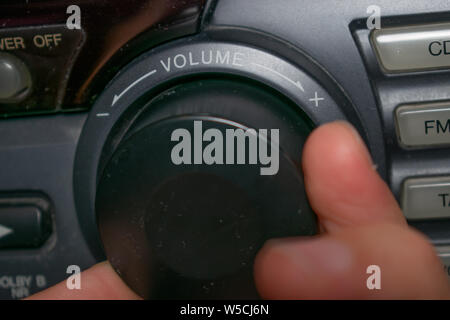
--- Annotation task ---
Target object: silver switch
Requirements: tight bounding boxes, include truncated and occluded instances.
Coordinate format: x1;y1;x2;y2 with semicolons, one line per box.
0;52;32;103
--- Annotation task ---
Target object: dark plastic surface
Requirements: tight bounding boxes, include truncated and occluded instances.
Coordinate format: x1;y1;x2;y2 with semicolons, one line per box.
0;114;96;299
0;0;207;115
0;25;84;116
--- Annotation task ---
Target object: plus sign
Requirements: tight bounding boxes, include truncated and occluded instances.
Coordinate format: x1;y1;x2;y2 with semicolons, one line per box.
309;91;324;107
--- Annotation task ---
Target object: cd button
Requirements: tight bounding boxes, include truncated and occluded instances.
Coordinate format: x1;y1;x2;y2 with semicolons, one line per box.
372;23;450;72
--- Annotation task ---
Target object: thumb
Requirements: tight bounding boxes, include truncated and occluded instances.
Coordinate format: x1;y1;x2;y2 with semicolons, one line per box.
254;121;450;299
254;223;450;299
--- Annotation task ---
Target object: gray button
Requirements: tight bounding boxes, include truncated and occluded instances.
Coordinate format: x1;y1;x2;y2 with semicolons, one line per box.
402;176;450;220
395;102;450;147
0;52;32;102
436;246;450;280
0;206;48;248
372;23;450;72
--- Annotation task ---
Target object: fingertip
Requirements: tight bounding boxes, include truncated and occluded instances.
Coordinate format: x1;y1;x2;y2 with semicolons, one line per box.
303;121;373;182
302;121;405;230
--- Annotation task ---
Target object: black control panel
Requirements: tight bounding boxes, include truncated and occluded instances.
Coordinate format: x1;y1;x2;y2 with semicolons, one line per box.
1;0;450;299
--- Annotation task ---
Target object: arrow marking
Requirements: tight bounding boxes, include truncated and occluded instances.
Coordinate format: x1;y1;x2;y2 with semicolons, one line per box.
0;224;13;239
112;69;157;106
251;62;305;92
96;112;110;117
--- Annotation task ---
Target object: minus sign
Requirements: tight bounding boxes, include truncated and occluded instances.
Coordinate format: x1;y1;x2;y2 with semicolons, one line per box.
96;113;110;117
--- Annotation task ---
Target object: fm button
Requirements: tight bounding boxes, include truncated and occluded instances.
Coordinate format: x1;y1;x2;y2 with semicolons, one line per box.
395;102;450;148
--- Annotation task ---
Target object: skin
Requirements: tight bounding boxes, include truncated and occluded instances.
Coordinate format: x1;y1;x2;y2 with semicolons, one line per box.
28;121;450;300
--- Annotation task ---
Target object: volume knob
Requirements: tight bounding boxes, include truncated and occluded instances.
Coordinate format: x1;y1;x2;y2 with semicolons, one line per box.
95;77;317;299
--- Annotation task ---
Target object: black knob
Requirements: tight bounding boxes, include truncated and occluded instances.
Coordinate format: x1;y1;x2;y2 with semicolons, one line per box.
95;77;317;299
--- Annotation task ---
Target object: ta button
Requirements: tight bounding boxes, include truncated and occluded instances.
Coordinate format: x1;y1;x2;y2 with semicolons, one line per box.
402;176;450;220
